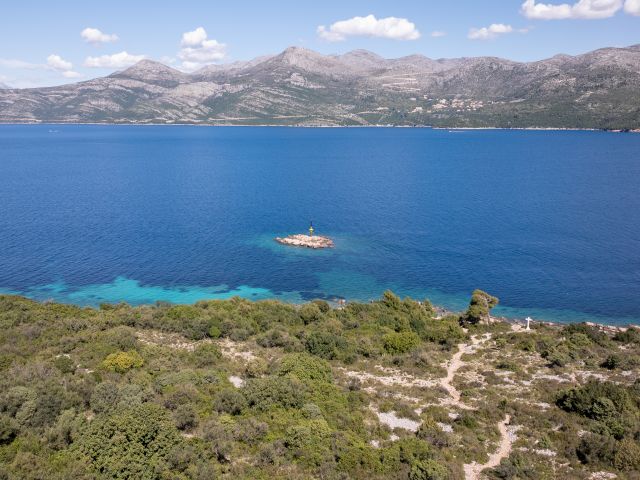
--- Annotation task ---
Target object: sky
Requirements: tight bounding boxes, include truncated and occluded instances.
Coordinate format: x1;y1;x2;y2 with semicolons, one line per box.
1;0;639;87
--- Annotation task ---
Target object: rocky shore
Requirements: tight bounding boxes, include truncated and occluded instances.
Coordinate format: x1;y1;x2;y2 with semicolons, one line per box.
275;234;334;249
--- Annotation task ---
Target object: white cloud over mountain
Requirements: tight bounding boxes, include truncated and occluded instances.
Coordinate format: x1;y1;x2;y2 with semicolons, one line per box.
81;27;119;44
47;54;81;78
46;54;72;71
84;51;145;68
178;27;227;71
468;24;514;40
317;15;420;42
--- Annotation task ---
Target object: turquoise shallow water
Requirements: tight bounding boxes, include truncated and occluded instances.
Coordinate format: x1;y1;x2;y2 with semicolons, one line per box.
0;125;639;325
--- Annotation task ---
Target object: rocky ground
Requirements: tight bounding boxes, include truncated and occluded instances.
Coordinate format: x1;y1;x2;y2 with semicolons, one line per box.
275;234;334;249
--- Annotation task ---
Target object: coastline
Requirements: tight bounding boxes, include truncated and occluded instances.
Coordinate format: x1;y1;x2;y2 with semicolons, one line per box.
1;284;637;329
0;121;638;132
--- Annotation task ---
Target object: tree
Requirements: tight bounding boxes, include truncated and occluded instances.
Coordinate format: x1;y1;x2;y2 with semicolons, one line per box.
382;291;402;310
464;290;499;324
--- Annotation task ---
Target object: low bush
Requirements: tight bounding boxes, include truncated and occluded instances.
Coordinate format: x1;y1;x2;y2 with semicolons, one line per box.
101;350;144;373
383;331;421;354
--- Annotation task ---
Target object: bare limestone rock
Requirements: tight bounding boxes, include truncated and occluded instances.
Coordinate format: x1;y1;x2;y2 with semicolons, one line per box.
275;234;334;249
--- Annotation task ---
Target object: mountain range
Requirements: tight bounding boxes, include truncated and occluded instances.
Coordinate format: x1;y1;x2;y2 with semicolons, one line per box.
1;45;639;128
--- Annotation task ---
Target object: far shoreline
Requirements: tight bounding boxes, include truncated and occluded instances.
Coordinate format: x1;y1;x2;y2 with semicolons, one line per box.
0;122;639;133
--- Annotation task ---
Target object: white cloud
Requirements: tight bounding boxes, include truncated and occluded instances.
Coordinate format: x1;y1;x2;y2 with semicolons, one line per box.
468;23;514;40
46;54;81;78
317;14;421;42
181;27;208;47
81;27;118;44
625;0;640;14
521;0;623;19
46;54;73;71
431;30;446;37
1;55;82;82
84;51;145;68
177;27;227;71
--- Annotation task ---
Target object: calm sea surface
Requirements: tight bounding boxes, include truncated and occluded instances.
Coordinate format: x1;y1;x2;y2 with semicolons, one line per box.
1;125;639;324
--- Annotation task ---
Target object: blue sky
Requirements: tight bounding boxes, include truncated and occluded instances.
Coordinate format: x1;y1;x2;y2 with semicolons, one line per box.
1;0;639;87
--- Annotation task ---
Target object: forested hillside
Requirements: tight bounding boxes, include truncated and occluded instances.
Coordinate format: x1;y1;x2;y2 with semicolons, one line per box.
0;292;638;479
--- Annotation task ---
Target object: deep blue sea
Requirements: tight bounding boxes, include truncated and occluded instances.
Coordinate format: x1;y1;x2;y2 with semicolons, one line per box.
0;125;639;324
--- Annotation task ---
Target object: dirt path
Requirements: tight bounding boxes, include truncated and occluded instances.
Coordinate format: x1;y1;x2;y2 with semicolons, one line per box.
439;334;490;409
463;415;513;480
438;334;515;479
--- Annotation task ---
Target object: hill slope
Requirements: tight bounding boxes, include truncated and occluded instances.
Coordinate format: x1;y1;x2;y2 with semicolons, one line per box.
0;292;638;478
1;45;639;128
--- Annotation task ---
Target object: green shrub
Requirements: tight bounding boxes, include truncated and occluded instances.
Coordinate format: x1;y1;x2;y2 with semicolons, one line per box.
576;433;616;466
311;300;331;313
54;355;76;374
305;331;347;359
207;325;221;338
191;343;221;367
563;323;611;347
0;414;18;445
557;381;639;438
601;354;621;370
419;319;465;345
542;345;571;368
299;303;323;324
102;350;144;373
491;451;538;478
101;326;138;351
243;376;305;411
613;437;640;471
410;459;448;480
378;290;401;310
383;331;421;354
172;404;197;430
417;418;450;448
90;382;120;413
275;352;333;384
214;388;247;415
74;403;181;479
257;328;303;351
613;327;640;344
233;417;268;445
284;418;332;467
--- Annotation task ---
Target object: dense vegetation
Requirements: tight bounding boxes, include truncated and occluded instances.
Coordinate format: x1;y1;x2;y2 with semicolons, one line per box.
0;292;638;479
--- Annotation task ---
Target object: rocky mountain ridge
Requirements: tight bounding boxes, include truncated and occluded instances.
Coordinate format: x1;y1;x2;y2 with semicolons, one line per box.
1;45;639;128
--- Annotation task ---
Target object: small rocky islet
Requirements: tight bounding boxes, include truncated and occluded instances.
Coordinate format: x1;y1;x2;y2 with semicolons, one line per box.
275;233;334;249
276;224;334;249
